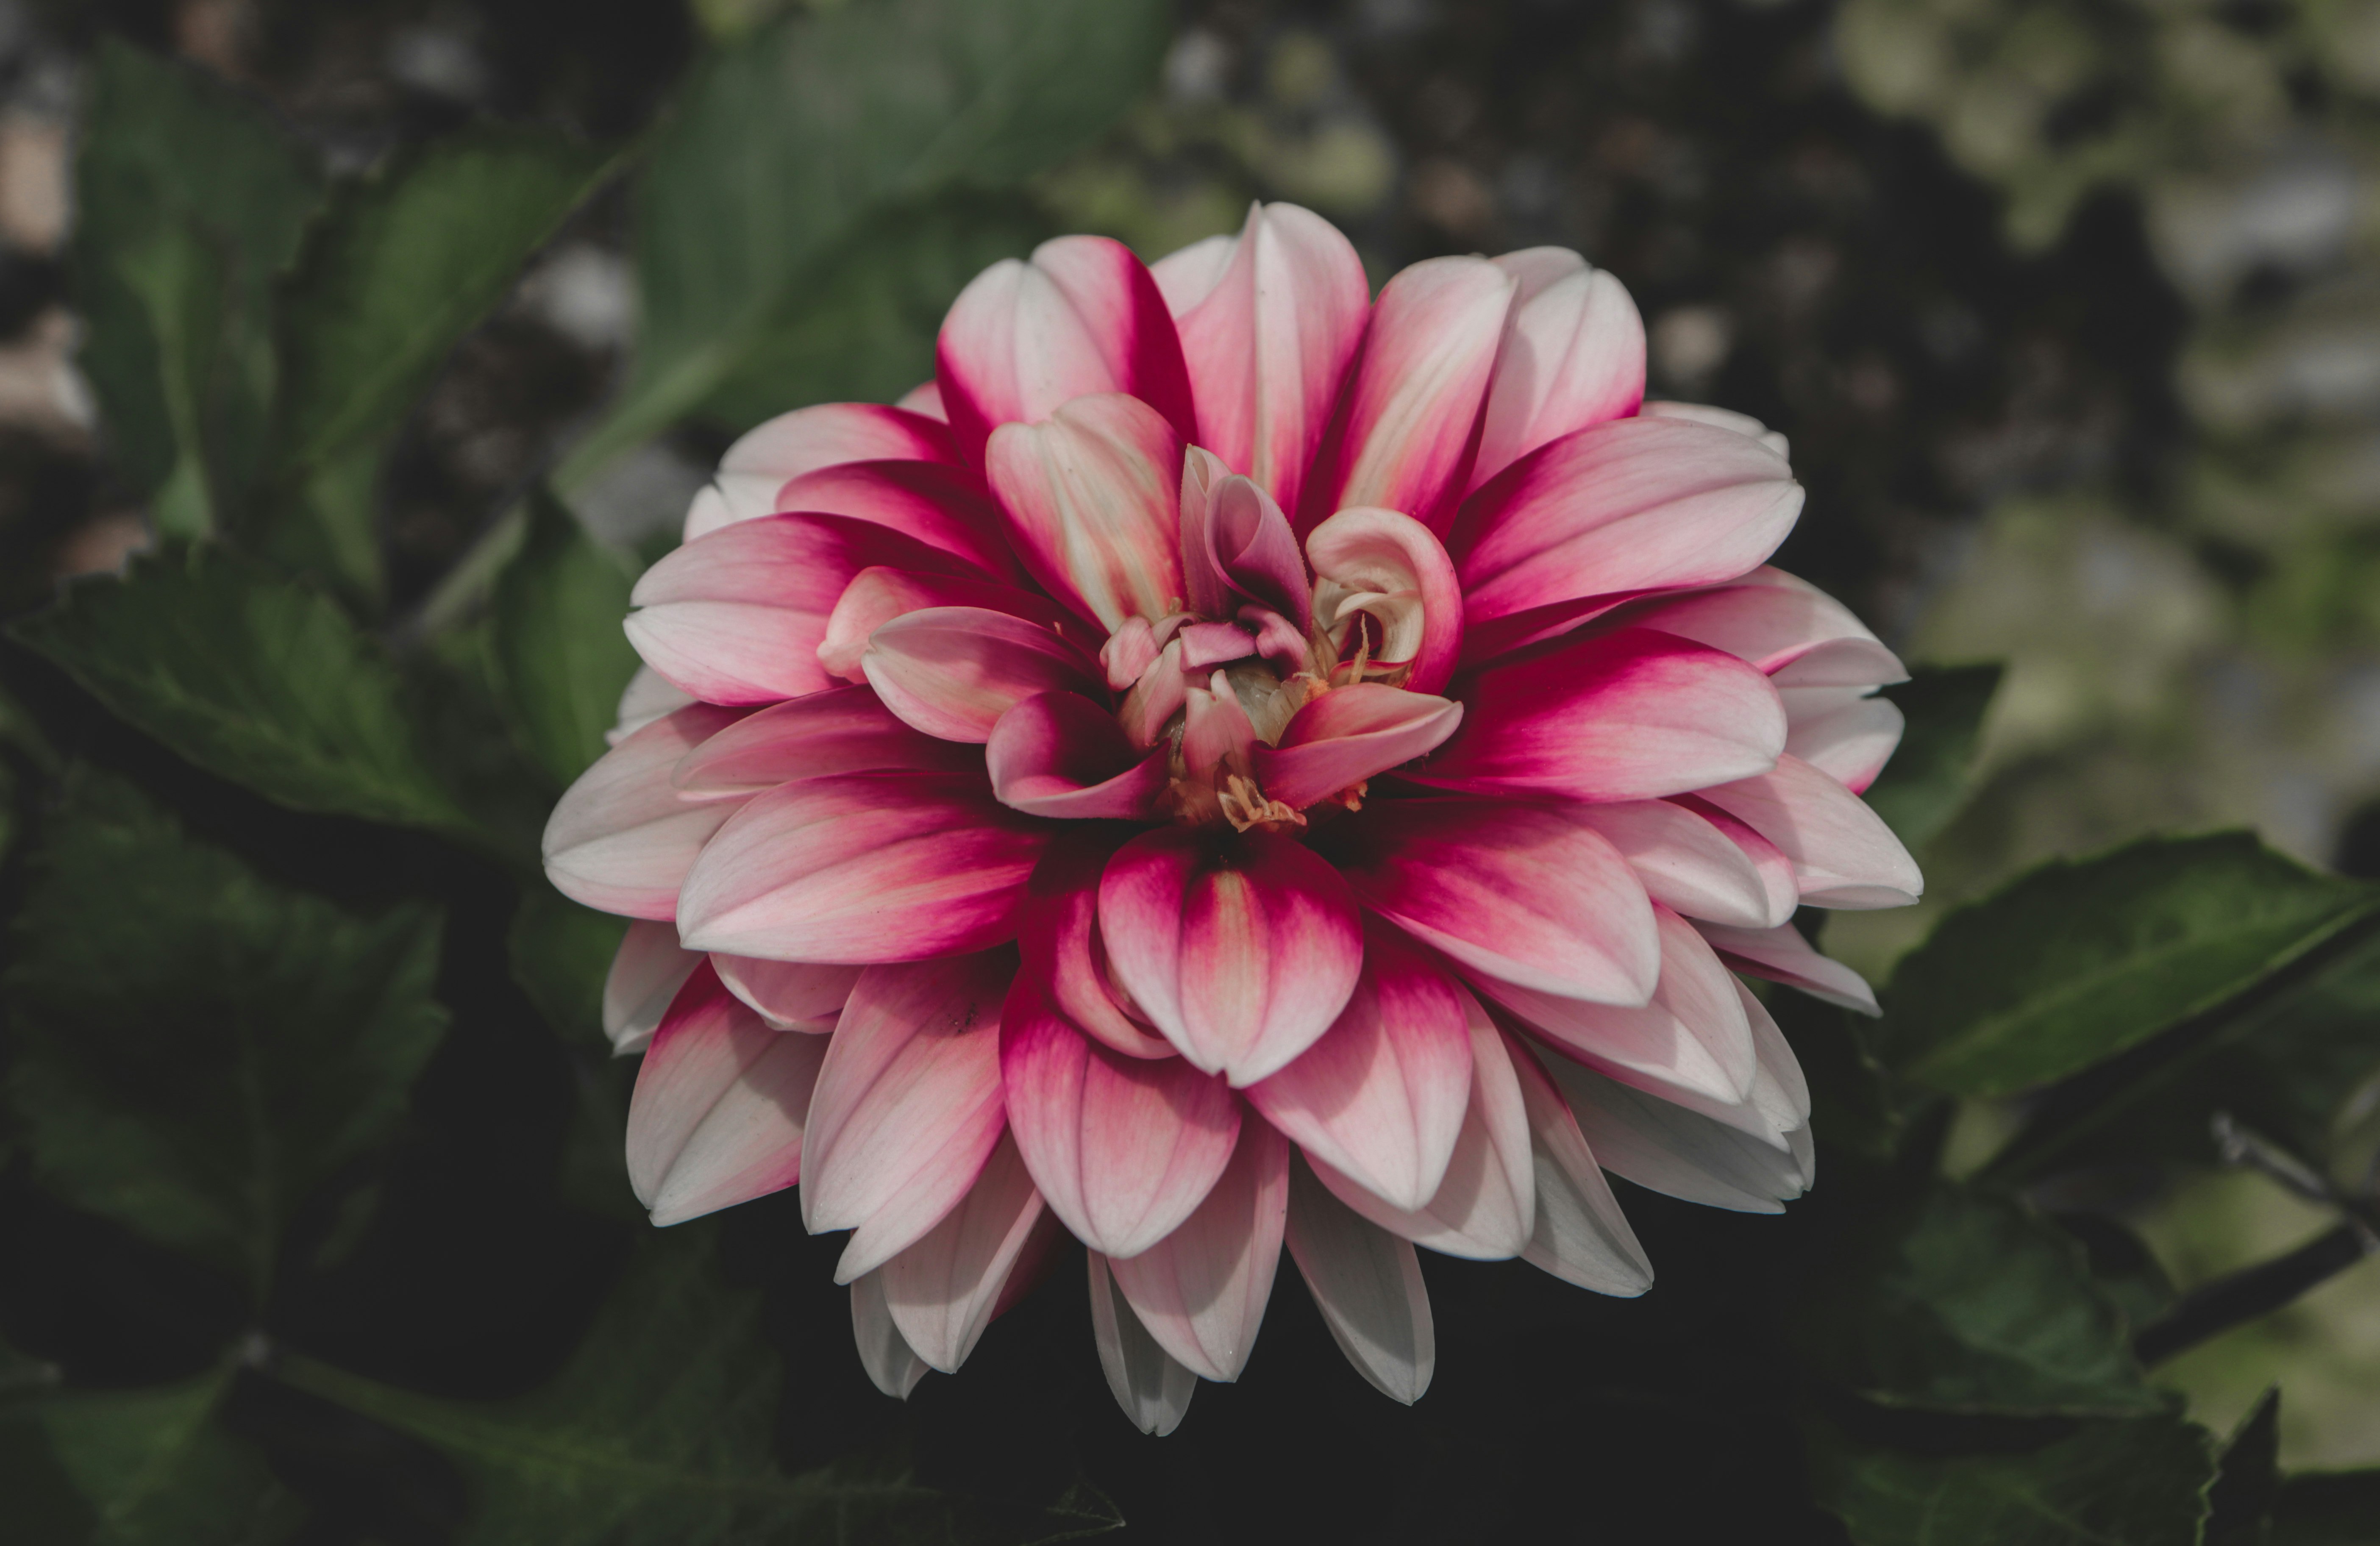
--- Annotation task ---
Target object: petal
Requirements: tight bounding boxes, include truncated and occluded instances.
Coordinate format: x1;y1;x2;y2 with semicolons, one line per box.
1301;256;1517;537
850;1268;932;1399
678;773;1052;963
817;566;1095;681
689;402;960;540
1534;1043;1810;1214
1087;1251;1198;1435
1015;825;1176;1059
602;919;700;1056
770;461;1018;581
799;951;1013;1280
1304;988;1534;1259
1151;232;1236;312
1449;418;1803;661
985;393;1187;631
937;235;1197;462
626;514;985;705
987;691;1171;820
1107;1117;1290;1382
1470;905;1758;1106
625;963;829;1225
1506;1033;1654;1296
1470;253;1646;491
1284;1153;1434;1404
1001;984;1242;1258
1619;568;1905;687
1407;626;1786;803
1783;689;1905;794
1098;827;1365;1085
1245;916;1474;1212
1170;202;1370;519
1306;506;1465;694
1695;919;1879;1016
1697;754;1922;908
861;606;1103;743
1254;686;1464;811
1324;796;1658;1005
1639;399;1789;457
897;380;946;420
1179;453;1312;626
670;685;981;797
1569;798;1780;931
609;664;696;746
710;954;861;1031
544;703;751;920
881;1130;1048;1373
1666;794;1802;928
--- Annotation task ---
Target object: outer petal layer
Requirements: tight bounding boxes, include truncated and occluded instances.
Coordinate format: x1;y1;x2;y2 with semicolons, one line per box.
1285;1154;1435;1404
881;1131;1047;1373
1469;253;1646;490
544;704;749;920
1108;1118;1290;1382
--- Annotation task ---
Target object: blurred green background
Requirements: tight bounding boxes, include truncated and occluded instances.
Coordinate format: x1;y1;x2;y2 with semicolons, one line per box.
0;0;2371;1481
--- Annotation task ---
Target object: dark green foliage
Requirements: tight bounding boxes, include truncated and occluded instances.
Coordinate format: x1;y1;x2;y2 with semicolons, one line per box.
2207;1390;2283;1546
1880;834;2380;1097
4;776;448;1287
509;885;628;1049
2272;1470;2380;1545
1865;664;2004;849
490;490;642;790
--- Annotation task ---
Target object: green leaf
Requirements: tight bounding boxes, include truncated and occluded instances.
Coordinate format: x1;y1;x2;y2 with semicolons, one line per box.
1804;1412;2216;1546
5;775;448;1288
268;128;610;600
1863;664;2002;850
8;545;472;834
274;1232;1123;1545
2207;1390;2281;1546
1793;1185;2166;1416
32;1369;303;1546
490;490;640;788
560;0;1169;486
1881;834;2380;1098
697;195;1050;433
509;884;628;1048
2272;1470;2380;1545
72;39;324;533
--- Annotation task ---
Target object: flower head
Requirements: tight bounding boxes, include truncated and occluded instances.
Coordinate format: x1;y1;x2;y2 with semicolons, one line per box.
545;204;1919;1429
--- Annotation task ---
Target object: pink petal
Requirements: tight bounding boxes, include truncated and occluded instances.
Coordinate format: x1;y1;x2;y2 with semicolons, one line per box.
799;951;1013;1281
1640;399;1789;456
1245;917;1473;1212
1169;202;1370;519
1015;826;1175;1060
1304;987;1534;1258
1151;233;1235;312
1697;754;1922;908
1001;984;1241;1258
1300;256;1516;537
1284;1153;1434;1404
609;664;696;745
850;1269;931;1398
1535;1042;1810;1214
1253;686;1465;810
1506;1033;1653;1295
1107;1117;1290;1382
669;685;980;796
1782;688;1905;794
1568;798;1781;931
897;379;946;421
1097;827;1365;1085
860;606;1103;743
1665;795;1801;927
687;403;960;540
1178;673;1259;788
1305;506;1465;694
937;235;1197;462
625;514;985;705
817;566;1096;681
1406;627;1786;803
1179;452;1312;626
1470;905;1758;1106
1619;567;1905;687
709;954;861;1031
1695;919;1879;1015
1469;252;1646;492
1087;1251;1198;1434
677;773;1053;962
881;1130;1048;1373
543;704;751;920
1448;418;1802;662
602;919;700;1056
987;691;1171;820
985;393;1187;631
770;460;1019;581
624;963;828;1225
1324;796;1658;1005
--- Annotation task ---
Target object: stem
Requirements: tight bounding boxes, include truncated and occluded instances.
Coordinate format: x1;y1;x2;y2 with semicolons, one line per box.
2134;1224;2376;1367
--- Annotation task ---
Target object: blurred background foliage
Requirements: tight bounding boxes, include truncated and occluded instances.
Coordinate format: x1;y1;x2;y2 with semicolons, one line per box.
0;0;2375;1539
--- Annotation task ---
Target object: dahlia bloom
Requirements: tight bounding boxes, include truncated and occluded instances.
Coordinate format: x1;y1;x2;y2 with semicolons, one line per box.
545;203;1918;1432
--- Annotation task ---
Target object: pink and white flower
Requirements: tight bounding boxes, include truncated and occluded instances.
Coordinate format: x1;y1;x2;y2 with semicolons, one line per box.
544;203;1918;1433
